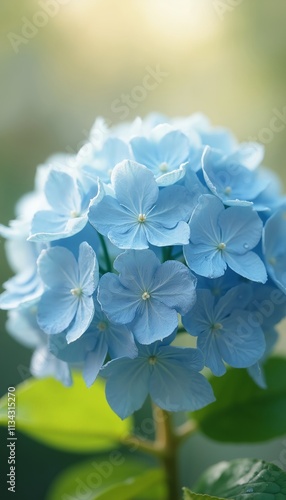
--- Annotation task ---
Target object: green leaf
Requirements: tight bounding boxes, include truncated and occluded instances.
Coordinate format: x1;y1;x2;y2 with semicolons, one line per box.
191;357;286;442
0;374;132;452
183;488;225;500
192;458;286;499
46;454;166;500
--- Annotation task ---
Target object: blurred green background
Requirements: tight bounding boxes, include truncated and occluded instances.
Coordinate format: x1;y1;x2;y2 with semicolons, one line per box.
1;1;286;499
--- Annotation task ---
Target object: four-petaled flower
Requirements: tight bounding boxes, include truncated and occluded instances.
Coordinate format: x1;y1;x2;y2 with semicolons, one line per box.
102;338;215;419
182;284;266;376
88;160;192;249
98;249;197;344
184;194;267;282
37;242;98;343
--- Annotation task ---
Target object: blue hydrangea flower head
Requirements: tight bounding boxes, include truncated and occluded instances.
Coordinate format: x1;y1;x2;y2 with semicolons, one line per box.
1;112;286;419
98;249;197;344
102;338;215;419
37;242;98;343
184;194;267;282
88;160;192;249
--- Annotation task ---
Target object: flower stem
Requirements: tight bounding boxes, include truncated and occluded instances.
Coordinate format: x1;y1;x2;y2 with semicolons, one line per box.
153;406;180;500
123;406;198;499
98;233;112;272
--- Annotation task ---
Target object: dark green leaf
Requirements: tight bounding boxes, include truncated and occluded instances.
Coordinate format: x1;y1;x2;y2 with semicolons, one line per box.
0;373;132;452
46;454;166;500
192;357;286;442
193;458;286;499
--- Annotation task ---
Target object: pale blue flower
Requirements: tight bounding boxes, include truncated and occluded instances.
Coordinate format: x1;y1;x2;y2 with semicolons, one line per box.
102;339;215;419
98;249;197;344
88;160;192;249
182;284;266;376
184;194;267;282
37;242;98;343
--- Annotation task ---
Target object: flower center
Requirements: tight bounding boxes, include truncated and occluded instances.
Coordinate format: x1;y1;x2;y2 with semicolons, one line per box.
217;242;226;251
268;256;276;266
211;322;223;331
70;287;83;297
70;210;80;218
142;291;150;300
97;321;107;332
138;213;147;223
224;186;232;196
149;355;157;365
159;162;169;173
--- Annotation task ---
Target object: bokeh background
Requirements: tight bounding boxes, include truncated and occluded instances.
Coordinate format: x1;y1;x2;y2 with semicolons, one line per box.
1;1;286;499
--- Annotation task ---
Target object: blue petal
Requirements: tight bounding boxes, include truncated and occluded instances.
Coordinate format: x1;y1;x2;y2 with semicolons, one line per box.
83;338;108;387
97;273;140;324
45;170;82;215
66;295;95;343
49;329;98;362
182;289;215;336
225;252;267;283
108;223;149;250
37;246;79;290
88;195;137;236
156;165;186;186
189;195;223;244
217;311;266;368
150;347;215;411
29;210;87;242
107;323;138;359
31;346;72;387
247;363;267;389
37;290;77;334
103;357;150;419
184;244;227;279
151;260;196;315
78;242;99;294
114;249;160;292
148;185;192;228
214;284;253;318
146;221;190;247
197;330;227;376
111;160;158;214
131;299;178;344
218;206;263;254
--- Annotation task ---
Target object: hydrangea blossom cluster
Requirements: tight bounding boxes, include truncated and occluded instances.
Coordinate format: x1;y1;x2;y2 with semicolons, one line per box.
1;113;286;419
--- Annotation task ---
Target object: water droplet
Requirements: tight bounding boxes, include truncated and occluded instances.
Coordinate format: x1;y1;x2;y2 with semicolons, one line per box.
246;488;253;494
243;243;249;249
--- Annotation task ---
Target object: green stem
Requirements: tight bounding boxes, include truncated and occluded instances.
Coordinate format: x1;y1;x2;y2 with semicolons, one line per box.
162;246;173;262
98;233;112;272
153;406;180;500
123;407;198;500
